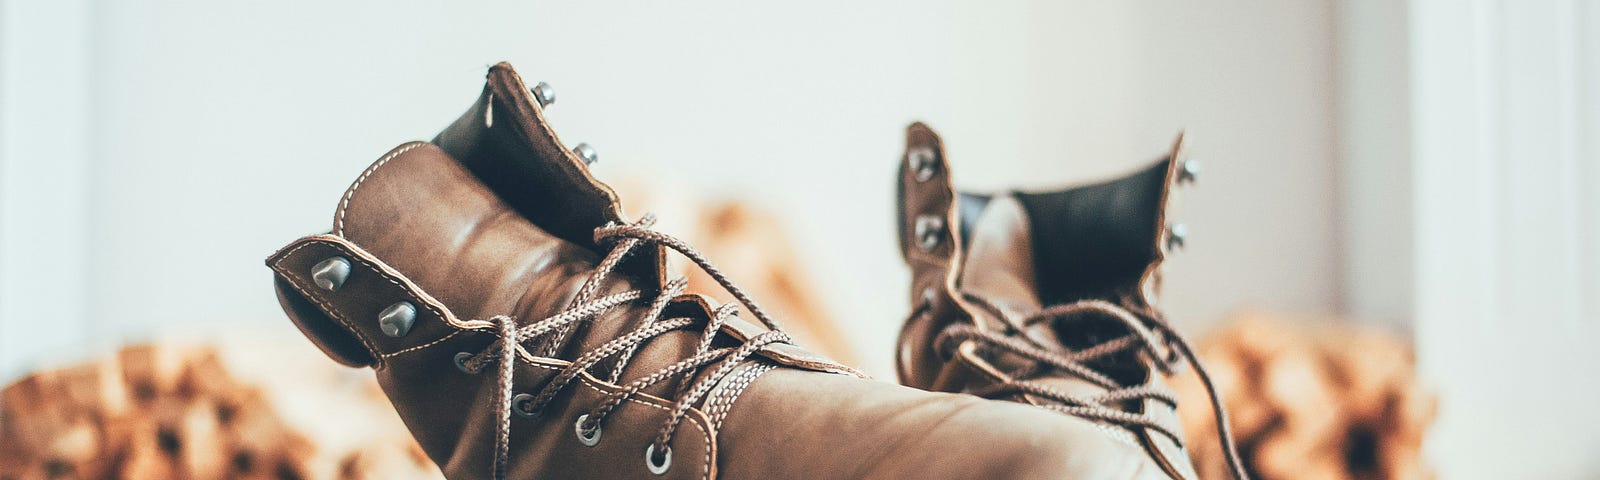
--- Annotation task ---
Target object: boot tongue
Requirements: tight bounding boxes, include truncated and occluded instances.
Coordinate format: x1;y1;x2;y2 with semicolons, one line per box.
999;154;1183;394
956;195;1042;330
958;194;1152;401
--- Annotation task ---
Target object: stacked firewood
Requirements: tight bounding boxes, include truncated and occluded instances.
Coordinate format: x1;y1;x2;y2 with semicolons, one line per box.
0;342;440;480
1171;312;1438;480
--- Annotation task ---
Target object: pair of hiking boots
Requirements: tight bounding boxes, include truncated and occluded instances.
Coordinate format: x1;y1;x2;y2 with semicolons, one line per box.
265;63;1246;480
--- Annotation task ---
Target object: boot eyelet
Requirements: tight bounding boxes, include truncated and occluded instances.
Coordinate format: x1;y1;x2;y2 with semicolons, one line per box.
1178;158;1200;184
574;414;602;447
1166;223;1189;251
310;257;352;291
511;393;538;418
531;81;556;107
914;215;945;252
377;301;417;337
453;352;482;374
573;143;599;166
645;444;672;475
907;146;938;182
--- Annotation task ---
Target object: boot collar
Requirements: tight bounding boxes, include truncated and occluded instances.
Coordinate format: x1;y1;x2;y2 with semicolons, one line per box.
434;62;668;289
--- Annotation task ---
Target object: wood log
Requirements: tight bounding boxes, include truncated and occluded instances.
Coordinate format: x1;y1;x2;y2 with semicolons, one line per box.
1171;312;1438;480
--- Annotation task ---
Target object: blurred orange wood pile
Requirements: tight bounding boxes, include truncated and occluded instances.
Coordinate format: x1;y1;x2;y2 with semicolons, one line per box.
0;342;440;480
1172;312;1438;480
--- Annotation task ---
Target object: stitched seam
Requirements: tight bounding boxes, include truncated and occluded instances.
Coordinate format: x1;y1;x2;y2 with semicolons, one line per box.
336;142;427;237
517;357;714;479
706;362;774;431
385;330;463;358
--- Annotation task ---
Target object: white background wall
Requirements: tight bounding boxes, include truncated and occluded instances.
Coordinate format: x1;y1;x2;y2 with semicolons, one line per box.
0;0;1342;380
1406;0;1600;478
1340;0;1600;477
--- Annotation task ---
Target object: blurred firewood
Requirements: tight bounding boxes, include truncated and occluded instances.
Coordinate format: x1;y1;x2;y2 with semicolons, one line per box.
1171;311;1438;480
0;342;440;480
617;180;859;366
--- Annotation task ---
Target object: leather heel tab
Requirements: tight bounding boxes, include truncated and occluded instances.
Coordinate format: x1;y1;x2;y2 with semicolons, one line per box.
265;234;478;370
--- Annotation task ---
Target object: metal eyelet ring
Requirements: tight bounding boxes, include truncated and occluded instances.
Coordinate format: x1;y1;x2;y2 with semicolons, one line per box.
914;215;945;252
1166;223;1189;251
377;301;417;338
453;352;481;374
310;257;352;291
920;287;938;311
574;414;602;447
511;393;538;419
907;146;938;182
531;81;556;107
645;444;672;475
1178;159;1200;184
573;143;598;166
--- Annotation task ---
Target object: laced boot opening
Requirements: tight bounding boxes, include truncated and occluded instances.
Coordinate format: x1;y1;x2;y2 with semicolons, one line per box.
446;216;793;480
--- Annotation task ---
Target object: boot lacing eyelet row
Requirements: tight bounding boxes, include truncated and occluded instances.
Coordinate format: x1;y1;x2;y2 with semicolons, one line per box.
449;215;791;480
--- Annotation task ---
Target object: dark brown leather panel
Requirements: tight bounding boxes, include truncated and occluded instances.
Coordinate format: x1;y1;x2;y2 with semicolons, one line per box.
433;62;628;255
1012;159;1170;307
432;62;670;294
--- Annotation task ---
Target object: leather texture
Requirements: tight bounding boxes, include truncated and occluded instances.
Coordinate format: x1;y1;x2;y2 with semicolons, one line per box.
895;122;1202;480
265;63;1173;479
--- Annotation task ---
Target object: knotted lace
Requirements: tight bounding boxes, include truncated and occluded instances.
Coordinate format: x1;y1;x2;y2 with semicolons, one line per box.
934;293;1250;480
455;215;792;480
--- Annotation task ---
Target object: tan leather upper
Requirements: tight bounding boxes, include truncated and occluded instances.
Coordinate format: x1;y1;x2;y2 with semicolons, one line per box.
895;122;1202;480
266;63;1174;480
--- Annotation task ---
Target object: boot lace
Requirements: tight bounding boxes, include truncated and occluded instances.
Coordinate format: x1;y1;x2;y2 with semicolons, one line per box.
455;215;792;479
934;293;1250;480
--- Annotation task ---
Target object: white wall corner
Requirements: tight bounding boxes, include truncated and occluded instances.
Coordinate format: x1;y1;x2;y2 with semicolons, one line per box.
1337;0;1417;331
1410;0;1600;477
0;0;96;383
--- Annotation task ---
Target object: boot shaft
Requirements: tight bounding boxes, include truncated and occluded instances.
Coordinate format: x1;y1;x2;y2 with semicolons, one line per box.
893;122;1217;480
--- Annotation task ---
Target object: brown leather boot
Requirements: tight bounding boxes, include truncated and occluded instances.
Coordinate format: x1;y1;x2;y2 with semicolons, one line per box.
266;63;1167;480
894;122;1250;480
